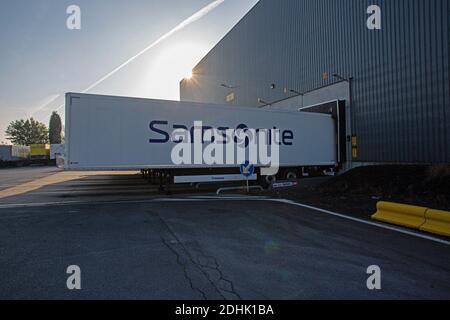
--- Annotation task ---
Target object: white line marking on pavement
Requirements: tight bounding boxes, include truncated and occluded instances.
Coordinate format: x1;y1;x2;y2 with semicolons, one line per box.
188;195;269;200
270;199;450;246
0;200;94;209
1;196;448;246
0;196;265;209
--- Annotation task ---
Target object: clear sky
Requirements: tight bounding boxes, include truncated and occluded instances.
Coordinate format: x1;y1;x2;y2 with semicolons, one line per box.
0;0;259;143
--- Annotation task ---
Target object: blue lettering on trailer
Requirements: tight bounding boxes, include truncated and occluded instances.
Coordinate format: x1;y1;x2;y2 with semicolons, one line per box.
149;120;294;146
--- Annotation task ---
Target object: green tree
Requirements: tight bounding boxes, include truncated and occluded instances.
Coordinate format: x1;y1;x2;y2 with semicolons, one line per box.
5;118;49;146
49;111;63;144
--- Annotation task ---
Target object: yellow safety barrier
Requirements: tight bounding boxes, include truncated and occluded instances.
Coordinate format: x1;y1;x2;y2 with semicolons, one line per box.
371;201;427;229
420;209;450;237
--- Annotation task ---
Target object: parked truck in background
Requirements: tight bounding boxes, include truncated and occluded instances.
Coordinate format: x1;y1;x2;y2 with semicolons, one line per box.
50;144;64;161
0;145;30;167
0;144;63;168
50;143;65;167
30;144;50;164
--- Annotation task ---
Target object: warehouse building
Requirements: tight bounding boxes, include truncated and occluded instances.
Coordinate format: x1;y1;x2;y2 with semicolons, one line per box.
180;0;449;168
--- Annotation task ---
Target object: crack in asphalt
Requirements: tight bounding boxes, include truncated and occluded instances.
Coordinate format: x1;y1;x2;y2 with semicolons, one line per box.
153;213;224;299
151;211;240;300
161;237;207;300
189;246;242;300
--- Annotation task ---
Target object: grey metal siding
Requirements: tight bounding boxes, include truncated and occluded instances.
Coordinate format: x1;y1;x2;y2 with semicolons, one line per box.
180;0;450;163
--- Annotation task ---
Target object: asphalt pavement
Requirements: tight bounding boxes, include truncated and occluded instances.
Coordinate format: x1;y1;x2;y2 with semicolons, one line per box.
0;167;449;299
0;166;59;191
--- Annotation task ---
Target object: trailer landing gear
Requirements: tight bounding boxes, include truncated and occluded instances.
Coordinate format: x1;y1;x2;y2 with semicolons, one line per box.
155;171;172;195
141;169;172;195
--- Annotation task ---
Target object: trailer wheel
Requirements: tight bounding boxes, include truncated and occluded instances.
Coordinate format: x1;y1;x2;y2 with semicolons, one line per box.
265;174;276;185
258;174;275;189
285;171;298;180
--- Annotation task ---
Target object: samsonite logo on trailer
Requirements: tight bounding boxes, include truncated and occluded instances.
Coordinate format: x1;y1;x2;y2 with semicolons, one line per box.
149;120;294;145
149;120;291;175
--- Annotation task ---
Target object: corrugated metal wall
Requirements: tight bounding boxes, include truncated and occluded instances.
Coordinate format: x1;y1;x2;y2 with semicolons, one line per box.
180;0;450;163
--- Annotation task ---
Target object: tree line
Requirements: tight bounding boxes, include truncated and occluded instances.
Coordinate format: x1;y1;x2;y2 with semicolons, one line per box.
4;111;63;146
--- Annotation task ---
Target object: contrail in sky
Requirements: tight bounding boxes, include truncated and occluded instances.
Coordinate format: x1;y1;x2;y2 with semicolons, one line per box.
54;0;225;111
29;94;61;117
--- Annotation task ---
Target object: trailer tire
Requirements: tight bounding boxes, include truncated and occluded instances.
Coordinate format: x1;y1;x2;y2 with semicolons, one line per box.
265;174;277;185
285;170;298;180
258;174;275;189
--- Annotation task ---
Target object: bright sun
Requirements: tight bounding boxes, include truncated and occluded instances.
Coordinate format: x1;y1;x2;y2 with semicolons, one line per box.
156;42;203;82
184;70;193;80
137;42;209;100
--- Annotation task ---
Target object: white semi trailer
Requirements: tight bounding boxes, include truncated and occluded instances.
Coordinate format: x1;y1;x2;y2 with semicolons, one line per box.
65;93;343;188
